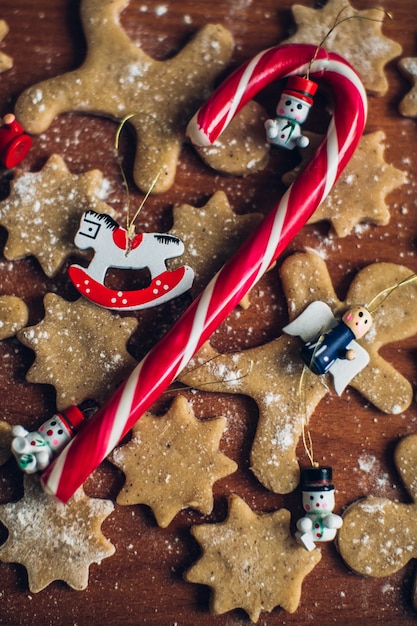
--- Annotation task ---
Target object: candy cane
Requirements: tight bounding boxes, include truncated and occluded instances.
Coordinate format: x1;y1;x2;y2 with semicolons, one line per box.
42;44;367;502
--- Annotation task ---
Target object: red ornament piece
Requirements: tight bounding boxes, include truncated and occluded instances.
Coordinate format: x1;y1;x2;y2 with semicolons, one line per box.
282;75;318;105
0;114;32;168
68;264;192;311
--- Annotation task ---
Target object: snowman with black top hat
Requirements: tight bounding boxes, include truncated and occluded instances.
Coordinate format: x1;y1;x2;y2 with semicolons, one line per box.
295;466;343;551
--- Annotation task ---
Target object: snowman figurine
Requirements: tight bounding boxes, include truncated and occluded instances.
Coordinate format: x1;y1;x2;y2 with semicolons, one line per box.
11;404;89;473
264;75;318;150
295;466;343;551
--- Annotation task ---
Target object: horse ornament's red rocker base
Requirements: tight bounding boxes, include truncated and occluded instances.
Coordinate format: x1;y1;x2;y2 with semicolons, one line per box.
68;210;194;311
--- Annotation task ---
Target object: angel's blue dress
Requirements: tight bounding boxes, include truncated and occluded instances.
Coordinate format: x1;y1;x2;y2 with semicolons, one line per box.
300;322;354;375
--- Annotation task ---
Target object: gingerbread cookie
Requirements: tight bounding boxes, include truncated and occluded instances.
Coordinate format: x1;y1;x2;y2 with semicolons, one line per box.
0;20;12;72
168;191;263;302
0;474;115;592
185;494;321;621
398;57;417;117
282;131;407;237
0;154;116;277
14;0;234;194
179;252;417;494
338;434;417;608
0;295;28;340
194;100;269;175
17;293;138;410
111;395;237;527
179;336;325;495
281;0;402;96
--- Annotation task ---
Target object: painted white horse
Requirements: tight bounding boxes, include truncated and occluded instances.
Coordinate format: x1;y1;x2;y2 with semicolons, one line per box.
74;210;185;284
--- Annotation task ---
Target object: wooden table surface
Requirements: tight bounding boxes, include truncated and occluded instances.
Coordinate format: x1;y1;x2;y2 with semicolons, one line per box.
0;1;416;624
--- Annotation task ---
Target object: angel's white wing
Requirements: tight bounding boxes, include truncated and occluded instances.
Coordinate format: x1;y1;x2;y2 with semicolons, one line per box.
282;301;338;342
329;340;370;395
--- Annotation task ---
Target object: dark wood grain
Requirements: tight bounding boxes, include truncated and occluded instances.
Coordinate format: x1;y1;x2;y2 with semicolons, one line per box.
0;1;416;624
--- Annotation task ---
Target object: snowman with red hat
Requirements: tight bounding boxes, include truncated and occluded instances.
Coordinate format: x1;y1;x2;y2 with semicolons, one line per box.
264;75;317;150
11;405;90;473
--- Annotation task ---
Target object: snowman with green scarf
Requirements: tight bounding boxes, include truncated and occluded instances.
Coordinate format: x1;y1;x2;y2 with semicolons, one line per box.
264;75;317;150
295;466;343;551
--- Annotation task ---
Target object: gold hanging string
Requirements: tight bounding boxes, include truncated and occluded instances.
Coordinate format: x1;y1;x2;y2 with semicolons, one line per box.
114;114;135;212
297;329;330;468
114;113;162;255
162;360;254;397
298;365;318;467
124;169;162;252
173;353;254;391
306;7;393;79
366;273;417;314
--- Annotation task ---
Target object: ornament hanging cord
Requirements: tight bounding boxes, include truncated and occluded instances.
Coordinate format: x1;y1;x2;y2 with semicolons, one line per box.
114;113;162;254
305;6;393;79
366;273;417;313
298;363;319;468
298;330;332;468
163;352;254;396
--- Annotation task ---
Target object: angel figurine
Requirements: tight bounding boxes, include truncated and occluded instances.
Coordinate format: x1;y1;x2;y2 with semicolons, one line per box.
283;301;373;395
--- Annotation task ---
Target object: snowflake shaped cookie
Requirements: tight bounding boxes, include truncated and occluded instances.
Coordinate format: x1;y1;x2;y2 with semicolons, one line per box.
111;395;237;527
0;154;115;277
168;191;263;300
0;474;115;592
17;293;138;409
282;131;407;237
186;494;321;621
282;0;402;95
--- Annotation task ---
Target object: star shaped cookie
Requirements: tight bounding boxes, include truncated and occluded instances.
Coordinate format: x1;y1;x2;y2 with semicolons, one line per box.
281;0;402;95
168;191;263;301
14;0;234;194
179;252;417;494
0;20;12;72
0;474;115;592
111;395;237;527
282;131;407;237
0;154;115;277
17;293;138;410
185;494;321;621
398;57;417;117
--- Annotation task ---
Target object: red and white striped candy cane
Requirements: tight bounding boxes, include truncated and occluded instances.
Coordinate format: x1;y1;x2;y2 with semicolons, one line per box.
42;44;367;502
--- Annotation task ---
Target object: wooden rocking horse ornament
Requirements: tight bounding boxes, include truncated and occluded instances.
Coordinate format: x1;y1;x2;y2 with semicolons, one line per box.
68;210;194;311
